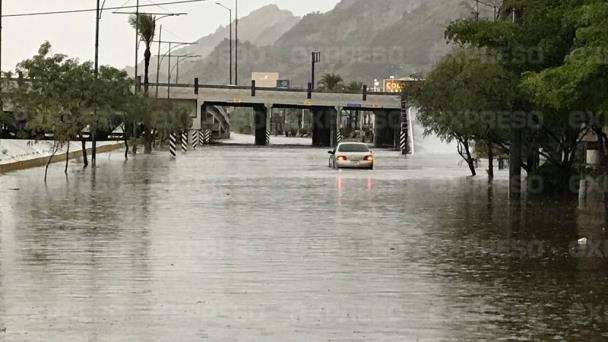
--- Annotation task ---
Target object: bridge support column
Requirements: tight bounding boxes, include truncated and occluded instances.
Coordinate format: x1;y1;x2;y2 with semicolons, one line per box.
253;104;269;146
312;107;337;147
266;104;272;145
335;106;343;145
374;110;401;149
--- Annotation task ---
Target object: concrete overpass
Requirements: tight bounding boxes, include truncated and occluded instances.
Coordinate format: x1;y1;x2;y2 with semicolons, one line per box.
155;81;405;148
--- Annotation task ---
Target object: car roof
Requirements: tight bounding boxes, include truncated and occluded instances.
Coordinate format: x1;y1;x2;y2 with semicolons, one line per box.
338;142;367;146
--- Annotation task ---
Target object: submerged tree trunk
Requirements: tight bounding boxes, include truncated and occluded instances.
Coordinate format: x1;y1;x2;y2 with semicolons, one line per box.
44;142;60;183
143;128;153;154
123;124;130;160
458;139;477;176
79;134;88;168
595;127;608;166
487;140;494;179
64;143;70;175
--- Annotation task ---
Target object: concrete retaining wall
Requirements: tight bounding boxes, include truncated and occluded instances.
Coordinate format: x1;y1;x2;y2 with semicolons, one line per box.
0;143;124;174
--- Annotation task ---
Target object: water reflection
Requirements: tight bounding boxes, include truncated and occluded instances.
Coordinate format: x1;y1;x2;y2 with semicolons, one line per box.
0;148;607;340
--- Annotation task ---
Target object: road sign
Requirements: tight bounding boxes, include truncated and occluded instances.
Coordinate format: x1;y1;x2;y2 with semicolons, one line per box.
276;80;290;89
384;79;406;93
304;99;312;106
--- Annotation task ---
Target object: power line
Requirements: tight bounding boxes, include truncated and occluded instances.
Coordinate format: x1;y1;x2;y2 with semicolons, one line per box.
2;0;208;18
144;0;172;13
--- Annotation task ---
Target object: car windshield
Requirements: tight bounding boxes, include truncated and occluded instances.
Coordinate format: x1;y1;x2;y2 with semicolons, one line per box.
338;144;370;153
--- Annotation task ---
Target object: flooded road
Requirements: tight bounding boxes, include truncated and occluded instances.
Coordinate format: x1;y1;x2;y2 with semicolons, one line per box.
0;146;607;341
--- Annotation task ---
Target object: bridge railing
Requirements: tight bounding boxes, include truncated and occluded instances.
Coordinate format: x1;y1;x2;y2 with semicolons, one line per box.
147;78;400;98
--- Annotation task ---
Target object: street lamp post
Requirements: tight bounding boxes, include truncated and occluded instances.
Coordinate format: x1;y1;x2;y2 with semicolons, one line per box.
113;12;187;98
216;2;232;85
149;40;195;99
170;55;200;84
93;0;102;164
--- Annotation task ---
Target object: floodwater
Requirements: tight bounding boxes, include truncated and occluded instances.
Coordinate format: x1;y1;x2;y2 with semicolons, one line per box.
0;145;607;341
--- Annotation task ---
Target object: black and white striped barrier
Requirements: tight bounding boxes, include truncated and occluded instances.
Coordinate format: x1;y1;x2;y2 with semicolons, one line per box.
337;129;343;144
400;100;410;155
204;129;212;144
181;132;188;153
198;130;204;147
266;129;270;145
192;130;199;150
169;133;177;159
400;130;408;154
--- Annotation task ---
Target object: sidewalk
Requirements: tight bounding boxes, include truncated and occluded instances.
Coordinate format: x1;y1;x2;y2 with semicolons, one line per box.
0;139;123;173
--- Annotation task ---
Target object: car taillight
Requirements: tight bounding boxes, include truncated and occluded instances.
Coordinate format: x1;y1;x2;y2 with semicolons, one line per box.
336;155;347;161
364;155;374;161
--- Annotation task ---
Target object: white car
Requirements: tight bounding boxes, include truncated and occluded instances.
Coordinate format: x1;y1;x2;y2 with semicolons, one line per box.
328;142;374;170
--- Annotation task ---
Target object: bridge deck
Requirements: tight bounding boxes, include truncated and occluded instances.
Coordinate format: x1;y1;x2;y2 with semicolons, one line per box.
157;84;402;111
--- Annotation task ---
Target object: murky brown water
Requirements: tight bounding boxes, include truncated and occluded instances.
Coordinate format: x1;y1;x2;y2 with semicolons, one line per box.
0;146;607;341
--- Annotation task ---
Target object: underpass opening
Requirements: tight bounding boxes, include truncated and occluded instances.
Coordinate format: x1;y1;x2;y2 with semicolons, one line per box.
201;101;391;149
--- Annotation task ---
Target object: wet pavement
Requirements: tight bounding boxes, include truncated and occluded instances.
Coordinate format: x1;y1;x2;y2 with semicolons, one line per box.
0;146;607;341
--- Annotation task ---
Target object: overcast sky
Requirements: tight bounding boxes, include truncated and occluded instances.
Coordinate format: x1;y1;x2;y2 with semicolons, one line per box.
2;0;341;71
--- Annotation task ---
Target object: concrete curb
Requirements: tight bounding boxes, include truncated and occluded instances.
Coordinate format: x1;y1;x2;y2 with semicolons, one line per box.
0;143;124;174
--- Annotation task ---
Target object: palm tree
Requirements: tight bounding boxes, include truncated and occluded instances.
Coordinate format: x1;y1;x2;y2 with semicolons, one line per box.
129;14;156;95
318;73;344;92
129;14;156;154
344;81;364;94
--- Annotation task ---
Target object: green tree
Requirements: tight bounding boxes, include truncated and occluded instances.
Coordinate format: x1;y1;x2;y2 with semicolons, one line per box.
11;43;90;179
95;66;136;160
10;42;138;178
130;14;156;96
318;73;344;92
414;47;518;177
520;0;608;166
444;0;595;186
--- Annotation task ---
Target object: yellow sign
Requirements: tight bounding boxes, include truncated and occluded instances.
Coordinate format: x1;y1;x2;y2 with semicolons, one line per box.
304;100;312;106
233;98;241;103
383;79;406;93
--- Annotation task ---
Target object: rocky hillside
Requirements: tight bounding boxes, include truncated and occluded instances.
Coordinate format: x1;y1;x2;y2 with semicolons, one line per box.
145;4;299;82
149;0;477;87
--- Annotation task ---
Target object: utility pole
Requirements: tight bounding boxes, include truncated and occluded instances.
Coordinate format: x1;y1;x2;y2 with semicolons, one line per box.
0;0;3;114
311;51;320;90
156;25;163;98
235;0;238;85
134;0;139;81
475;0;479;21
93;0;101;165
167;42;172;99
154;41;194;99
229;9;232;84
